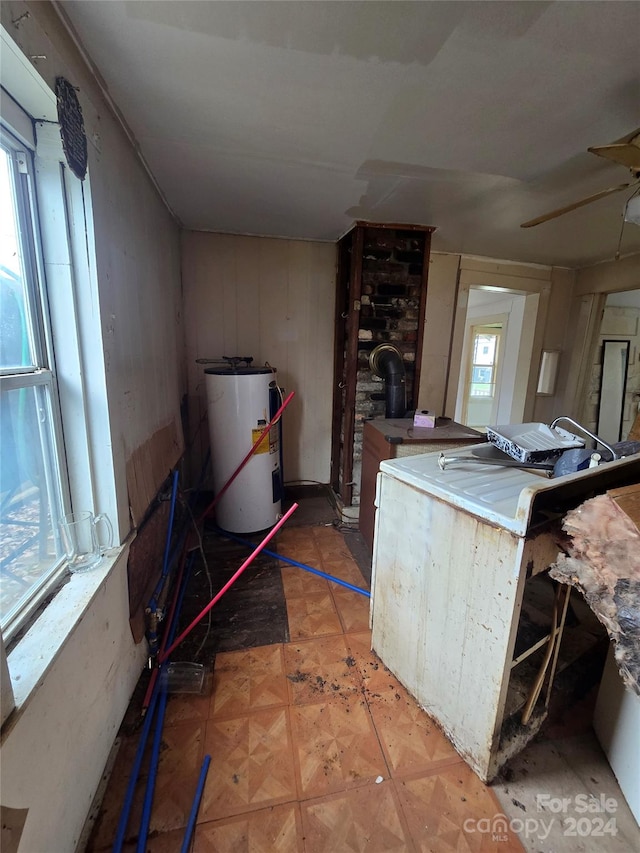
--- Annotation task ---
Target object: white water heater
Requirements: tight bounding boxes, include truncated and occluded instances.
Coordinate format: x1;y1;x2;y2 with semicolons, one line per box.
205;365;282;532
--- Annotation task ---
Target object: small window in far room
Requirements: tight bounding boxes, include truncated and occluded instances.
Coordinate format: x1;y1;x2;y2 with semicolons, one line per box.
0;124;69;641
468;324;502;398
461;321;505;429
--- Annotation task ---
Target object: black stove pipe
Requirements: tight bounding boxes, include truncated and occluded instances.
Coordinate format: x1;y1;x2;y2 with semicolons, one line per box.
369;344;407;418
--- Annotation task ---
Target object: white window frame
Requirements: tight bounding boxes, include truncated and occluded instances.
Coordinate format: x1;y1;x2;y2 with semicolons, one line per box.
1;118;71;641
460;314;508;428
1;25;121;719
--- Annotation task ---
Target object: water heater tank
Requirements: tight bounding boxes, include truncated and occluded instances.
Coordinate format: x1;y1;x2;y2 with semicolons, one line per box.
204;366;282;532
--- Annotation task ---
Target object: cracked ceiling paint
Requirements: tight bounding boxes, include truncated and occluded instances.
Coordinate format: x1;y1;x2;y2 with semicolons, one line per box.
61;0;640;267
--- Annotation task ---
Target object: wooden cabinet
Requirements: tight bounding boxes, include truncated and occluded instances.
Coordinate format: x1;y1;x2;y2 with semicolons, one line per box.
330;223;434;510
359;418;484;552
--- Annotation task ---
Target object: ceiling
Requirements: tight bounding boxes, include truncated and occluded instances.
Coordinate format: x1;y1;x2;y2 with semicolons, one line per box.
59;1;640;268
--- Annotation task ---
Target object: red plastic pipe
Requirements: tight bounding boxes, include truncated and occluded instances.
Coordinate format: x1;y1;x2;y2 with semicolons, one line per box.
199;390;295;522
159;502;298;662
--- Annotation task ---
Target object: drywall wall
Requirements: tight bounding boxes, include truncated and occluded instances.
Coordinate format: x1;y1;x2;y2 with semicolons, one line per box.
181;231;336;486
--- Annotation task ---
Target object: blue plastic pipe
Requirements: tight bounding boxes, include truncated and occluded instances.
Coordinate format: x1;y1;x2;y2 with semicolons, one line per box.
112;687;160;853
180;754;212;853
136;687;168;853
136;552;195;850
113;555;195;852
213;528;370;598
149;469;180;608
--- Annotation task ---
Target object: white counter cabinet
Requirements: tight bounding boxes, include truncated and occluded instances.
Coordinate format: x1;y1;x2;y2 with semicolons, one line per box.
370;447;640;781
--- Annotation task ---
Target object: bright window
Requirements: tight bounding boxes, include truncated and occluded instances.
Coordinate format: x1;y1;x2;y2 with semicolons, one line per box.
0;128;68;639
469;326;502;397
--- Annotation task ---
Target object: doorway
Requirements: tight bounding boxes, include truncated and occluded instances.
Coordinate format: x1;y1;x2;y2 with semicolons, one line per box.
460;320;505;428
454;288;538;429
586;289;640;442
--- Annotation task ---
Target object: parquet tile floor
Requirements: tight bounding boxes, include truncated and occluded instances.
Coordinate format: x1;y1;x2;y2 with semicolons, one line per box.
86;524;523;852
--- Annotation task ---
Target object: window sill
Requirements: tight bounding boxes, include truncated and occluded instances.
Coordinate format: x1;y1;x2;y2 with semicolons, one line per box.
2;545;128;740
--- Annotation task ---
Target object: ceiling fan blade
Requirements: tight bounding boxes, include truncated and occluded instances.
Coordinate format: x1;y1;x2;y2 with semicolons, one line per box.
588;128;640;170
613;127;640;145
588;142;640;170
520;183;630;228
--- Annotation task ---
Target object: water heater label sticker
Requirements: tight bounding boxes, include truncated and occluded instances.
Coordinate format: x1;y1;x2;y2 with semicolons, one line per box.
251;428;270;454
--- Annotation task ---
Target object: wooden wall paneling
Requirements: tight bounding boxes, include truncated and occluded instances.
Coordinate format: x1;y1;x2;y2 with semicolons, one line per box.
253;239;280;366
193;235;224;360
220;235;239;357
256;238;291;473
285;239;311;484
279;239;336;484
236;241;261;357
574;253;640;296
295;241;314;480
257;237;289;373
182;233;336;485
531;267;576;425
146;221;166;431
417;253;461;414
111;227;139;433
180;238;197;475
183;234;225;482
459;256;550;281
444;270;467;417
522;282;551;422
307;242;336;482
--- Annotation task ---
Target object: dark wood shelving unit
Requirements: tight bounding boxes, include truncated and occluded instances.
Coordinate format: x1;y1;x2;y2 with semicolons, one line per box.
330;222;435;508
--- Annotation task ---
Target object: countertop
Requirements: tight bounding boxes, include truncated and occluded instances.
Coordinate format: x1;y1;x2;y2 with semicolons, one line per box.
365;417;483;444
379;446;640;536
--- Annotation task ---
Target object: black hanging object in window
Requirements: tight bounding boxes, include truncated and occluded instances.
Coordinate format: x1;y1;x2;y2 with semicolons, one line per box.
55;77;87;180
